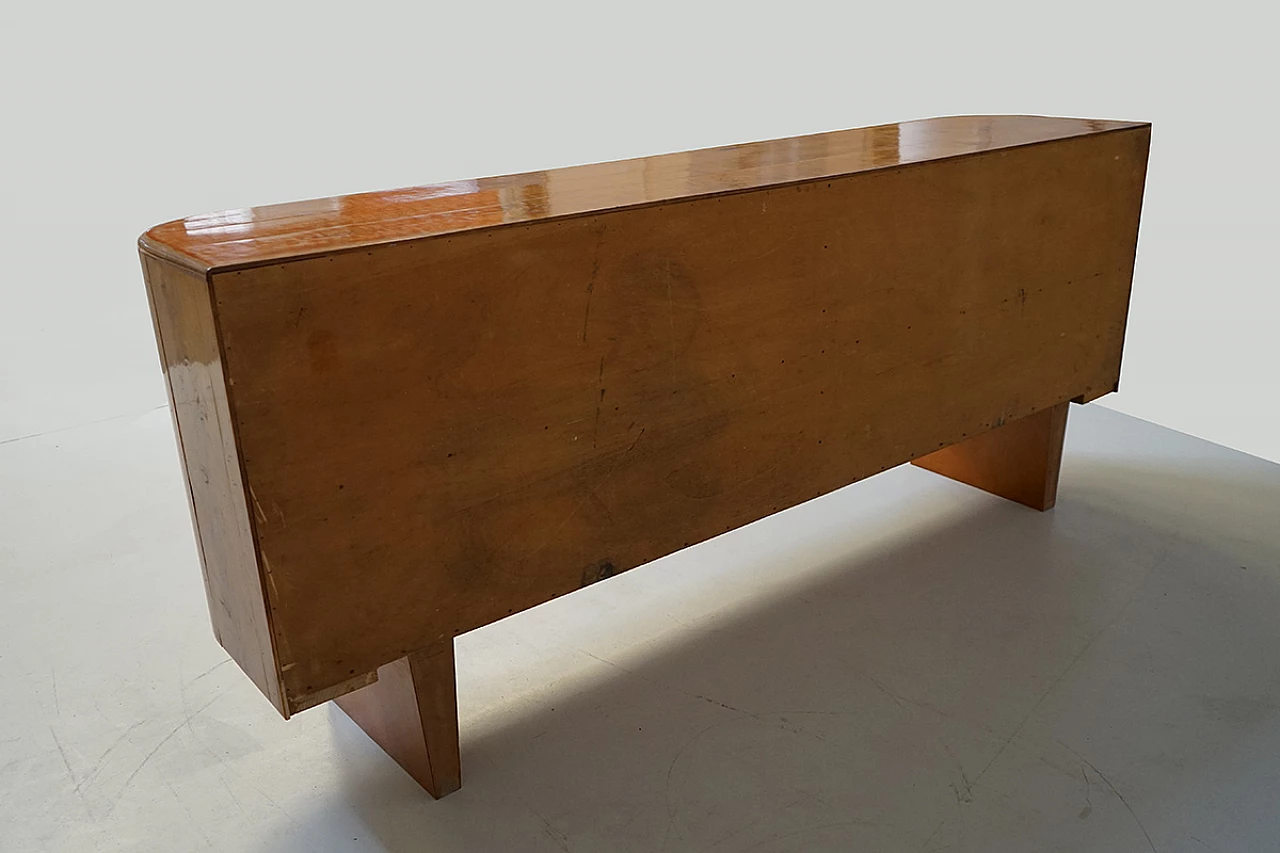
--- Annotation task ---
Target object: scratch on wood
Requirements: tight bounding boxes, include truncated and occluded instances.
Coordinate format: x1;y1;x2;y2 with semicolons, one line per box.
593;355;605;448
249;487;268;526
261;553;281;604
522;424;645;564
581;226;605;342
665;259;676;370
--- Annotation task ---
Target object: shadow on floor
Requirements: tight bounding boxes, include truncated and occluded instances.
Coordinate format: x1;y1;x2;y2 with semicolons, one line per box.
284;441;1280;852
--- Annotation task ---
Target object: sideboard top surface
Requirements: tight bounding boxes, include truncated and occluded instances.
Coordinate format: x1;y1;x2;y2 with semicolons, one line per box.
139;115;1146;274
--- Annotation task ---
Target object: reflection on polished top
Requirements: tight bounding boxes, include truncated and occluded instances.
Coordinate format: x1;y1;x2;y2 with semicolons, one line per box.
140;115;1146;273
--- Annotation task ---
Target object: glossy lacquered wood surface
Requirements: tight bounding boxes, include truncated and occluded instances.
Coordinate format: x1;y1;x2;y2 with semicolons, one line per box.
139;115;1144;272
139;255;282;710
139;116;1149;728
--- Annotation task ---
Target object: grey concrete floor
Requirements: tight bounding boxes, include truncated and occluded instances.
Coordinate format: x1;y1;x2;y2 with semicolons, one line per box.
2;403;1278;852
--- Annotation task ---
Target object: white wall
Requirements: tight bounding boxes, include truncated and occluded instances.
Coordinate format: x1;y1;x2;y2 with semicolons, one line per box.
3;2;1276;460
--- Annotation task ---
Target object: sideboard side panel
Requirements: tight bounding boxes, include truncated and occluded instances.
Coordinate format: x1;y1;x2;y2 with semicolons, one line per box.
141;254;285;715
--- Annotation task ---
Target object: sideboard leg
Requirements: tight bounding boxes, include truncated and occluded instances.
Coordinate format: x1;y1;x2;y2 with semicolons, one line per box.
335;640;462;798
912;402;1069;511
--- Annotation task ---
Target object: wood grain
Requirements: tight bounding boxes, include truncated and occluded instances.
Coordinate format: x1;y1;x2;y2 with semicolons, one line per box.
334;643;461;798
138;116;1150;720
139;115;1143;273
139;255;282;709
913;402;1070;510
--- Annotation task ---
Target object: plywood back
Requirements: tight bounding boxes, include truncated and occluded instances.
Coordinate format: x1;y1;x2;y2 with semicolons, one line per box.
141;117;1150;716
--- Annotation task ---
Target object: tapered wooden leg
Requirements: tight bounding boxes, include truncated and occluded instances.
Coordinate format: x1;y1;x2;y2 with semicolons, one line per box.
335;641;461;798
912;402;1069;511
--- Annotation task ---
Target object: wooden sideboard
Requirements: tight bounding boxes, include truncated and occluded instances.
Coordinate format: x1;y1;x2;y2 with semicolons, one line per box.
140;115;1150;797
